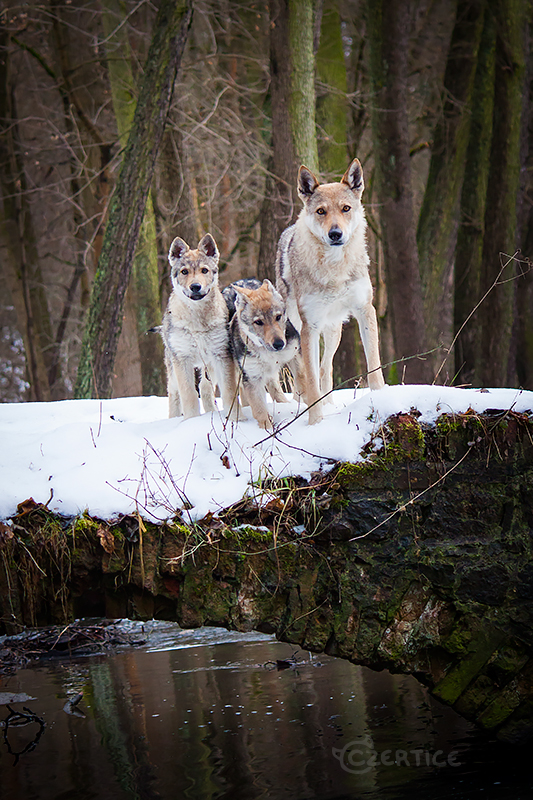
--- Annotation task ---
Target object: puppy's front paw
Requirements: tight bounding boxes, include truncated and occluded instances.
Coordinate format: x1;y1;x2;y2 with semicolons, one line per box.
257;414;274;431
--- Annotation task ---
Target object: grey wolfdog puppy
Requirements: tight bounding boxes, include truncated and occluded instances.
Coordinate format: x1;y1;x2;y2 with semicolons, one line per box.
223;278;303;430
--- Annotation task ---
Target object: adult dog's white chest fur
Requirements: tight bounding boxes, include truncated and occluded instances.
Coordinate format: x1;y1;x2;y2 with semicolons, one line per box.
283;222;374;332
297;273;373;331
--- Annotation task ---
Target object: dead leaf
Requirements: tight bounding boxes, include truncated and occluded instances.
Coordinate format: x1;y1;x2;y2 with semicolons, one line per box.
221;454;230;469
264;497;285;513
16;498;39;515
97;526;115;554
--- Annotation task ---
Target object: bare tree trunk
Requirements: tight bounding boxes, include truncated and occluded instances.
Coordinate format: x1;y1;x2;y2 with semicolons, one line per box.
0;31;55;401
75;0;193;399
155;126;202;315
417;0;485;370
476;0;525;387
367;0;430;383
344;1;368;158
515;17;533;391
454;5;496;385
257;0;318;281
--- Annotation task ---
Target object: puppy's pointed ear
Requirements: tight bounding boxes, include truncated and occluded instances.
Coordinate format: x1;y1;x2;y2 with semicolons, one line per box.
169;237;189;265
298;166;320;201
233;284;252;310
198;233;219;260
261;279;275;294
342;158;364;195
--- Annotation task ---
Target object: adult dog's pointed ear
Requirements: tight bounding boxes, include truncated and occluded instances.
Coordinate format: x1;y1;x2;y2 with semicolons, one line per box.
342;158;364;195
198;233;219;261
169;237;189;266
298;166;320;201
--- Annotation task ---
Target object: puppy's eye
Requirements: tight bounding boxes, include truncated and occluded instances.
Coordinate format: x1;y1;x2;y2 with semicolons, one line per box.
181;268;189;275
275;314;282;321
253;319;264;326
342;205;351;213
201;268;209;274
316;208;326;215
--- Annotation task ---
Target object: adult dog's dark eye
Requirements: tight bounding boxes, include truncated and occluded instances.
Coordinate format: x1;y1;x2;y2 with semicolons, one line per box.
254;319;264;326
181;268;189;275
342;205;351;213
275;314;282;321
201;268;209;274
317;208;326;215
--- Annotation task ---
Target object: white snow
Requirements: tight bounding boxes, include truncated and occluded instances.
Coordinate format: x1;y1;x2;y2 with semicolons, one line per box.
1;384;532;524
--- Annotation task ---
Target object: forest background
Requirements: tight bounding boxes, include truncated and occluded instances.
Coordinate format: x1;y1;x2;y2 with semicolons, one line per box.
1;0;532;404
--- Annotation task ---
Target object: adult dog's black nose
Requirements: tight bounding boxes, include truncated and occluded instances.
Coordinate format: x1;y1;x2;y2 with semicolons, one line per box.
328;227;343;243
272;338;285;351
190;283;202;294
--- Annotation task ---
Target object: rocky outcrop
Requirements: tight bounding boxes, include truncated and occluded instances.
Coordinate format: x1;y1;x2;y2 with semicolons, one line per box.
2;408;533;742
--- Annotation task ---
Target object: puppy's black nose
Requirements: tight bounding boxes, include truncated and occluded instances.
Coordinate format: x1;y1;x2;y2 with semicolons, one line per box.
272;338;285;351
328;227;343;243
190;283;202;294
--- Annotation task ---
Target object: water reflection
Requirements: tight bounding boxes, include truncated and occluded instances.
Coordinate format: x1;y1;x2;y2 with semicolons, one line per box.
0;624;531;799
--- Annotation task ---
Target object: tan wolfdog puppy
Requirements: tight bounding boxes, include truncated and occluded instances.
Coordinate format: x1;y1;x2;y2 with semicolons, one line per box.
276;158;385;424
161;234;239;421
223;278;303;430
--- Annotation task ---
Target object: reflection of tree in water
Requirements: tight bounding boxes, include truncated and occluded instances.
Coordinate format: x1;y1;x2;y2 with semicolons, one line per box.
161;640;372;798
0;633;487;799
89;662;161;800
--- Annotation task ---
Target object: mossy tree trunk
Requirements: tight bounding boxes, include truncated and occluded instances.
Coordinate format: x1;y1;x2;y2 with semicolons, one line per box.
101;0;165;397
417;0;485;376
315;0;347;177
288;0;319;173
315;0;364;386
74;0;193;399
366;0;430;383
454;7;496;385
476;0;525;387
257;0;318;282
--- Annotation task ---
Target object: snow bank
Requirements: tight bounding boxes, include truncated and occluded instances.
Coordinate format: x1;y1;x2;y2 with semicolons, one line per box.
1;385;531;522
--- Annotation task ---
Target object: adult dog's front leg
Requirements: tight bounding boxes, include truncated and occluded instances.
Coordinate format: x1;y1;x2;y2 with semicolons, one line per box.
320;323;343;403
355;304;385;389
300;321;323;424
199;370;216;413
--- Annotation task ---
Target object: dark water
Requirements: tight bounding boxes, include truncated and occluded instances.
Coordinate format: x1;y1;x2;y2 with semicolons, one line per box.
0;622;530;800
